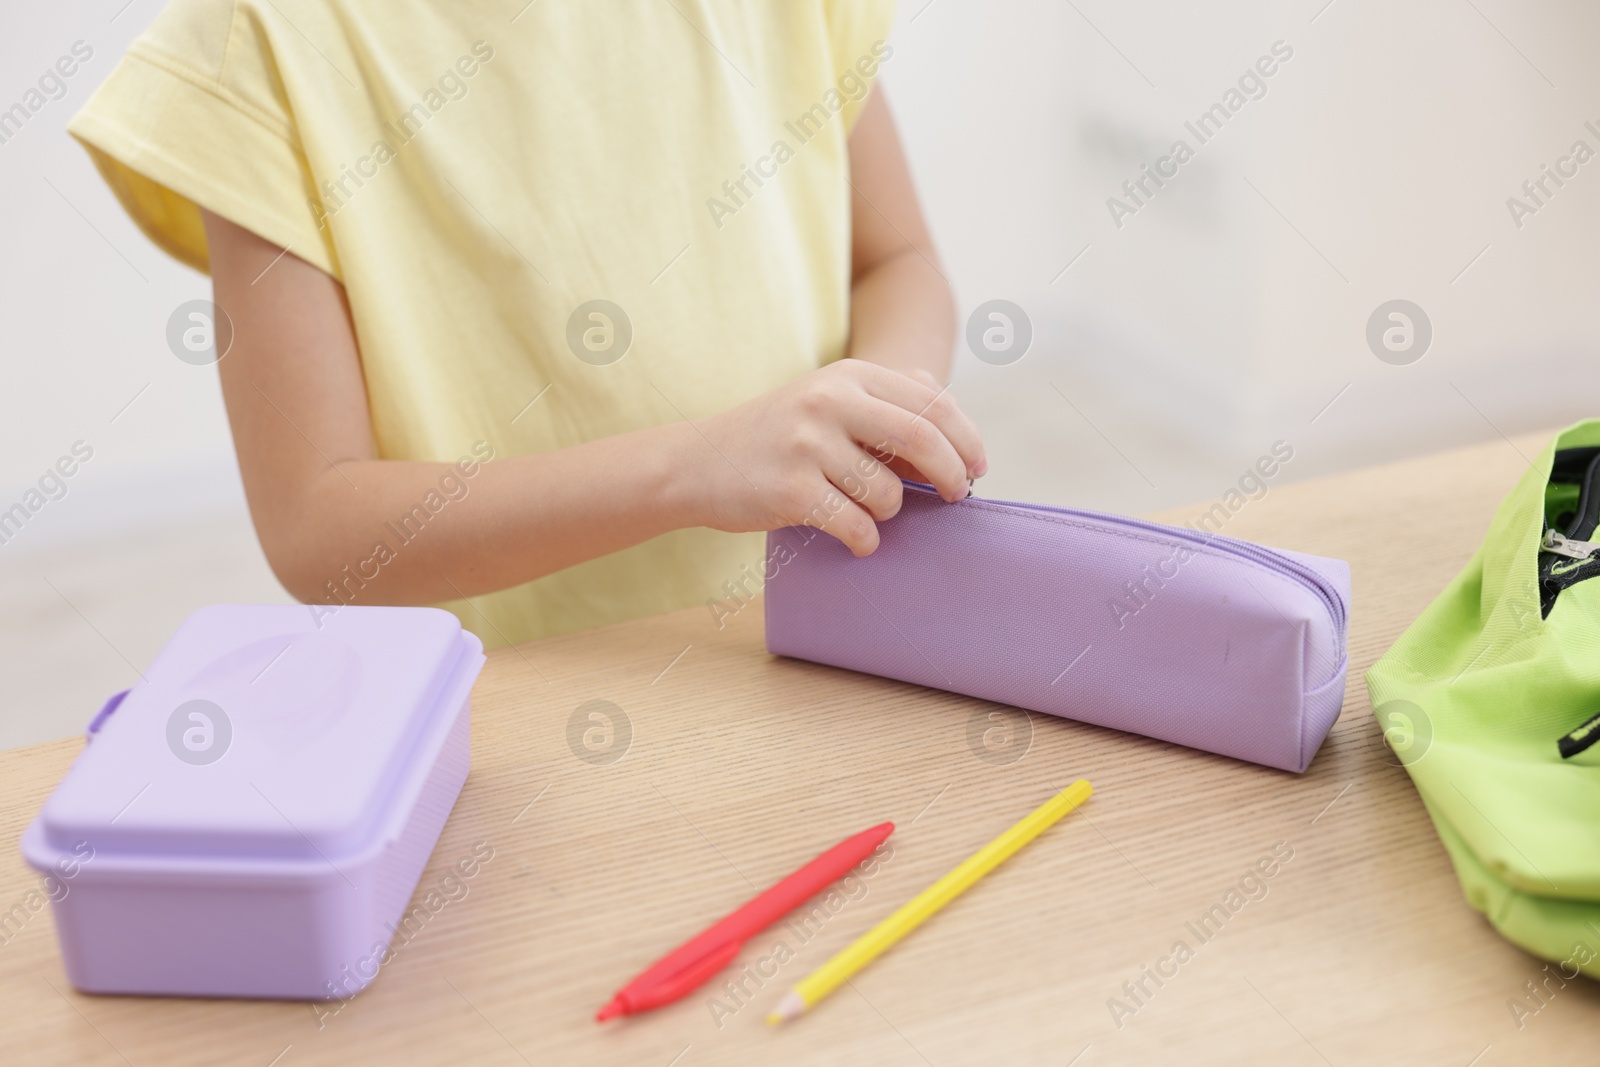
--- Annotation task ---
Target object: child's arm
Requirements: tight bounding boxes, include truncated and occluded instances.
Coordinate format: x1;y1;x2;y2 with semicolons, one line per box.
844;91;959;389
204;209;985;607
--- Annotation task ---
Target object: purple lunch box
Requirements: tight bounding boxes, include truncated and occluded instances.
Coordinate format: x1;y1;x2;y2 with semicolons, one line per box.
21;603;485;999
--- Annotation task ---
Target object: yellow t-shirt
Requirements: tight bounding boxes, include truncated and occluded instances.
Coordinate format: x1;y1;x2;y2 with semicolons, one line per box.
71;0;896;647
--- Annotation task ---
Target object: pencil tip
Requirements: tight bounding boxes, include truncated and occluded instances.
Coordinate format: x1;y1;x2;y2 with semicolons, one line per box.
768;991;805;1024
596;999;623;1022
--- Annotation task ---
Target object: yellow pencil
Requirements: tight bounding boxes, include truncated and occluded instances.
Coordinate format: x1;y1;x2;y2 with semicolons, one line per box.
766;779;1093;1024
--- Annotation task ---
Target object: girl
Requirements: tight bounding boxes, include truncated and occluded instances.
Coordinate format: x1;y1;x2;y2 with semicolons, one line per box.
70;0;986;645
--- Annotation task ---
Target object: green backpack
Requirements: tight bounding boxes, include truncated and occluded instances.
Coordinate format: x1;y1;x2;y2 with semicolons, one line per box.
1367;419;1600;978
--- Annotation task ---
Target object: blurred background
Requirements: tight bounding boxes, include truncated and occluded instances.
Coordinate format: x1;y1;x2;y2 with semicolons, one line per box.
4;0;1599;748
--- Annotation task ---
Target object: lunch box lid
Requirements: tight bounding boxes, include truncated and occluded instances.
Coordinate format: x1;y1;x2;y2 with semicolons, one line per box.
28;604;484;866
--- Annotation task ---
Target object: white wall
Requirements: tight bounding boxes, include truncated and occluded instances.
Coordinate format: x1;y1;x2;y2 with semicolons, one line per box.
894;0;1600;512
2;2;291;749
4;0;1599;747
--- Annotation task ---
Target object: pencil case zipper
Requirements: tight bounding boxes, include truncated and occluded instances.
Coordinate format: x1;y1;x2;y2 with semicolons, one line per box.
903;481;1348;653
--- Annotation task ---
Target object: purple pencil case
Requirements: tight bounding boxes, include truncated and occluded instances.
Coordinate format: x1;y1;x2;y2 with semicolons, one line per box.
765;483;1351;772
22;603;484;999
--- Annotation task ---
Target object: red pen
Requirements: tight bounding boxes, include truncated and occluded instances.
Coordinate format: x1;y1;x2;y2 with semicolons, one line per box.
596;820;895;1021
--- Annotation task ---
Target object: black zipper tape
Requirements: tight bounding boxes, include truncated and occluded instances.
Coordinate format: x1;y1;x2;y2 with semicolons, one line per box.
1545;447;1600;757
1559;709;1600;759
1538;447;1600;618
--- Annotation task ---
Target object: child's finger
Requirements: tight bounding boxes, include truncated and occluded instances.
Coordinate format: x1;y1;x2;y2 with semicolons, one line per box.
848;395;970;504
855;366;987;479
799;478;881;556
826;448;904;522
877;454;937;486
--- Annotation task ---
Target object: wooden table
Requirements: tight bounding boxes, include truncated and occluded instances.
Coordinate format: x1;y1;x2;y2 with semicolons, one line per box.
2;430;1594;1066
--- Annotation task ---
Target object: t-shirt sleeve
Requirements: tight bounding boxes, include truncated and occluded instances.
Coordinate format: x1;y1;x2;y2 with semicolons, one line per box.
66;0;340;278
824;0;898;133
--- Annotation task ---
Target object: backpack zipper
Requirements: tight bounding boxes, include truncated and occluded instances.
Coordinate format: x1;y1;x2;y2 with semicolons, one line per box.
1541;529;1600;560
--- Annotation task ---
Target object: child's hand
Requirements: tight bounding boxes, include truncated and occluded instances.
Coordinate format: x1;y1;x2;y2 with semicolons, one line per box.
689;360;987;557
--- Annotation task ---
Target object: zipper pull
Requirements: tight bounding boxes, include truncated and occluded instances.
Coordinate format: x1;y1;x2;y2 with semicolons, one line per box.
1541;529;1600;560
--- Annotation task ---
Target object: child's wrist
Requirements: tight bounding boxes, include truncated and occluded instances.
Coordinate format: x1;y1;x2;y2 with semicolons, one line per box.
646;419;714;532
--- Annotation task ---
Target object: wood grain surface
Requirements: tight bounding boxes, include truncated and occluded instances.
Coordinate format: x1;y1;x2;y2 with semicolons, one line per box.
1;429;1593;1066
